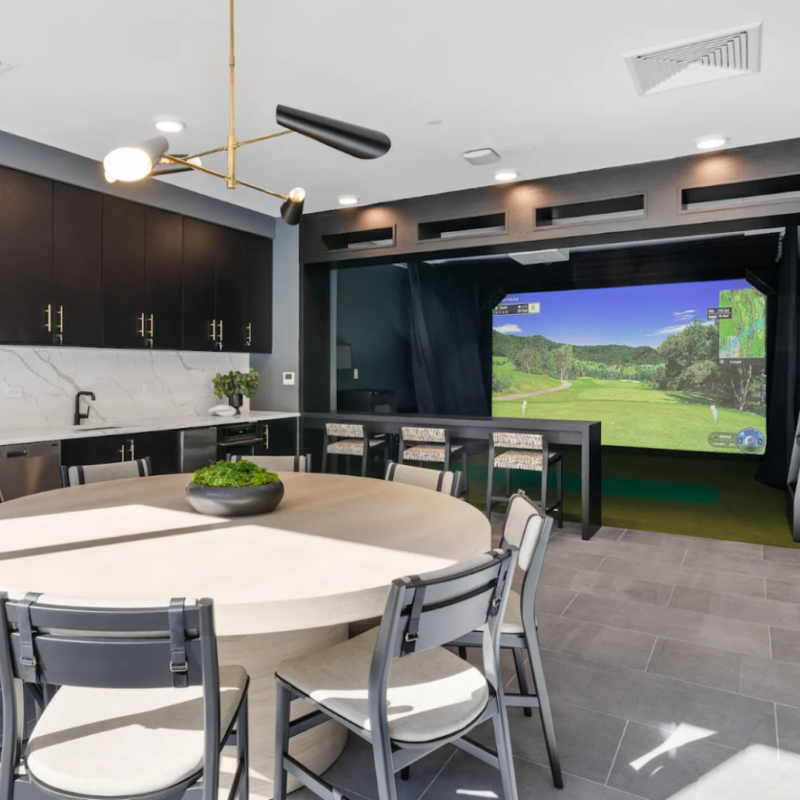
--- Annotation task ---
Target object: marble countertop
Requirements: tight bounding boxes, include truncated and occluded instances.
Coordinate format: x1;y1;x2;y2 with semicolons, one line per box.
0;410;300;447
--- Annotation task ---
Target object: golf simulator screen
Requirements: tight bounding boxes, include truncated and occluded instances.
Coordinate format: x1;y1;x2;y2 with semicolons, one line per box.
492;279;767;454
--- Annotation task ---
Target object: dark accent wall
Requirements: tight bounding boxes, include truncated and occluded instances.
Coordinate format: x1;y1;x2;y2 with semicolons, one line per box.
336;265;416;412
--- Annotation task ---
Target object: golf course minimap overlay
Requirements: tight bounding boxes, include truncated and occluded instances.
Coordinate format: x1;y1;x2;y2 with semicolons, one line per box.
492;280;767;454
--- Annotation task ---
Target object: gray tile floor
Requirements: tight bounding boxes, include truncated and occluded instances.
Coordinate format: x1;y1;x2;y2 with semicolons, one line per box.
295;523;800;800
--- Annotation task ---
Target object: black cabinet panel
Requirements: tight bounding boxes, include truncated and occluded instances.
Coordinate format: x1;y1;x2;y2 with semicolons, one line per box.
182;217;217;351
145;208;183;350
61;434;128;468
0;168;53;344
53;183;103;347
62;430;180;475
244;233;273;352
257;418;297;456
103;197;146;348
215;226;248;351
129;431;180;475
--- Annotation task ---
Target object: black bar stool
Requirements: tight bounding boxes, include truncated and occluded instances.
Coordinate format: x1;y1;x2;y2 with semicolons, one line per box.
486;432;563;526
321;422;388;477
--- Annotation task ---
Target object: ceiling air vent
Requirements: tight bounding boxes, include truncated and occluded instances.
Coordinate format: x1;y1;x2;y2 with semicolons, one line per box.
624;23;762;95
0;60;18;77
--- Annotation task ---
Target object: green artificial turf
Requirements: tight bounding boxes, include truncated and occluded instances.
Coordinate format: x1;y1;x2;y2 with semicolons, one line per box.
467;445;799;550
492;378;766;454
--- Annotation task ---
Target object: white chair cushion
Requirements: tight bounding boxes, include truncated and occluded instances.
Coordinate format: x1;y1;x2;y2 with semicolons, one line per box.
25;665;247;797
477;590;525;635
277;628;489;743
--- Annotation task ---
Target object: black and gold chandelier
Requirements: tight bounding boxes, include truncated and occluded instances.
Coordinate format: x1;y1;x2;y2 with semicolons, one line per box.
103;0;391;224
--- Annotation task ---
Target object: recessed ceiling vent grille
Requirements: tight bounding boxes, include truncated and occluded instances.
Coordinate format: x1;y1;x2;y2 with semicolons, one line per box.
624;23;762;95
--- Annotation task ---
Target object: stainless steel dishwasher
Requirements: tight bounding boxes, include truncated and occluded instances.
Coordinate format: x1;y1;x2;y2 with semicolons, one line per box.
0;440;62;502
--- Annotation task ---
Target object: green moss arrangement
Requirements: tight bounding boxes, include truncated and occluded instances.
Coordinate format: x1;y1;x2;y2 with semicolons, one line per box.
212;368;259;400
192;460;279;487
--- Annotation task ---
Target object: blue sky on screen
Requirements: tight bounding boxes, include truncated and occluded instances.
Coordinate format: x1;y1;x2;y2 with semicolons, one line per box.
492;279;755;347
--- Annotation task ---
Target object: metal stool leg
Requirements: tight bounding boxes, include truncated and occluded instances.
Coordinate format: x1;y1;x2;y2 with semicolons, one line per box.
462;451;470;502
512;648;533;718
505;468;512;499
528;636;563;788
485;458;495;517
236;689;249;800
557;458;564;528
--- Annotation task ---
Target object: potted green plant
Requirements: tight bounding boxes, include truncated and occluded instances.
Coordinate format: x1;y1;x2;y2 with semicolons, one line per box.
212;368;259;414
186;459;284;517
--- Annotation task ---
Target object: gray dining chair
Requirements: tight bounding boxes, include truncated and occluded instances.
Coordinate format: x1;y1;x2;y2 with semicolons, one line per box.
60;457;153;488
229;454;311;472
0;593;249;800
384;460;462;497
452;490;563;788
273;547;520;800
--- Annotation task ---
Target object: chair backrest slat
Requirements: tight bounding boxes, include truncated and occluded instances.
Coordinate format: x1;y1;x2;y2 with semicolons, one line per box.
401;426;447;443
384;549;516;659
325;423;364;438
1;595;212;690
492;432;544;451
384;461;460;496
501;492;547;572
230;454;310;473
64;458;152;487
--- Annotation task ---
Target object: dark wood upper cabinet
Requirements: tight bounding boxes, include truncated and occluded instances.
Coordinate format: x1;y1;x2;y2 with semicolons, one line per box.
0;168;54;344
244;233;273;352
215;226;248;352
145;207;183;350
182;217;217;351
0;163;272;353
53;183;103;347
103;196;146;349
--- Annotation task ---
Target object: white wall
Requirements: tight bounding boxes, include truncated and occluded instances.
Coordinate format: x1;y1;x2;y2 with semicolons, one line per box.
0;347;249;429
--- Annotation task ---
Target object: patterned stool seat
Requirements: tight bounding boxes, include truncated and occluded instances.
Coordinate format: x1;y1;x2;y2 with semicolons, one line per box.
327;438;385;457
402;443;463;463
493;449;557;472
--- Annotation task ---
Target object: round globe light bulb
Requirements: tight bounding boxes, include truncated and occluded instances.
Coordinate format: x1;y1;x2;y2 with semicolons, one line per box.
288;187;306;202
103;147;154;182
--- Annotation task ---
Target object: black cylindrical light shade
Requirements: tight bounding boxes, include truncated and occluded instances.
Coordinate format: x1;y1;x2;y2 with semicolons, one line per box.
280;196;305;226
276;105;391;160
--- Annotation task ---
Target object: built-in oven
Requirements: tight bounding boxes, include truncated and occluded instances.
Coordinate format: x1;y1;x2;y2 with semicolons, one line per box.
217;422;264;460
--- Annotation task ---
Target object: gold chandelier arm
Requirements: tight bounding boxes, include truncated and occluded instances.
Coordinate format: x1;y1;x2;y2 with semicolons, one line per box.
160;155;228;181
181;144;230;160
234;178;288;200
236;130;295;148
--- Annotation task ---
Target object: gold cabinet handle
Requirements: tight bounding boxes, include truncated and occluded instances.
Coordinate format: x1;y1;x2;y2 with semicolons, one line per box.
210;319;217;341
58;305;64;334
246;322;252;347
219;319;224;342
119;444;126;462
264;426;269;448
129;440;135;461
138;313;145;337
45;304;52;333
148;314;154;339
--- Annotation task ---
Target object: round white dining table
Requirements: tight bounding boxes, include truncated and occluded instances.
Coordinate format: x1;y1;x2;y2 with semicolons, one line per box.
0;471;491;798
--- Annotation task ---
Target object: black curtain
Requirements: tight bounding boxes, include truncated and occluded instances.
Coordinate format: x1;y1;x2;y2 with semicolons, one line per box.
407;263;493;415
757;227;800;488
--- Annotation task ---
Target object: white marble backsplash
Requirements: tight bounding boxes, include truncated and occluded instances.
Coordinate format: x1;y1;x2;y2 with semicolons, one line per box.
0;347;250;430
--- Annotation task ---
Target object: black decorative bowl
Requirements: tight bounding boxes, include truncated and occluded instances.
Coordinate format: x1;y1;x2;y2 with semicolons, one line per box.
186;481;284;517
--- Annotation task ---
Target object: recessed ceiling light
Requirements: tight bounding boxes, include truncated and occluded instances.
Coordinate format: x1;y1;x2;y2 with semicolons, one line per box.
338;195;359;206
695;135;729;151
494;170;519;182
155;118;185;133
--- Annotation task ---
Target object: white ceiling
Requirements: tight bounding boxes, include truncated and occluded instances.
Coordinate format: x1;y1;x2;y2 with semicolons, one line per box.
1;1;799;217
